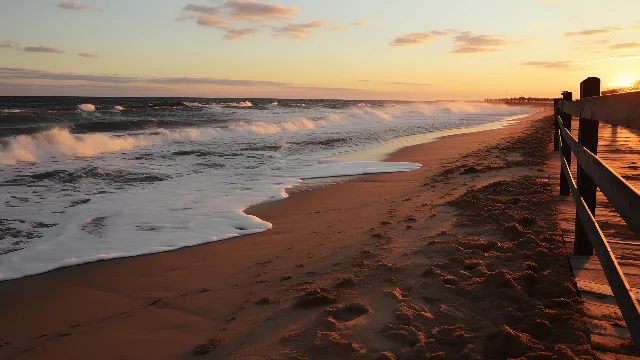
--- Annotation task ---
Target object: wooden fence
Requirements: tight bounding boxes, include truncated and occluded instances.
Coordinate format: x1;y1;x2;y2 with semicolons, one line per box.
554;77;640;350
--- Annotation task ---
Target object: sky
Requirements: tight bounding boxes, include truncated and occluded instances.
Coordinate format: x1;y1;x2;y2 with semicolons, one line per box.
0;0;639;100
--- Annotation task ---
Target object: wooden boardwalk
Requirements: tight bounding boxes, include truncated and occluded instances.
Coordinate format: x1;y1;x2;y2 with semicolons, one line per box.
550;121;640;359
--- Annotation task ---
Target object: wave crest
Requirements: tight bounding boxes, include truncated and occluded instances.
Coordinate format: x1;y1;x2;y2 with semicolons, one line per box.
78;104;96;112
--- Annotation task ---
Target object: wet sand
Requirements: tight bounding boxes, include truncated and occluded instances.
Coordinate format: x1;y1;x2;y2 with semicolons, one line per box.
0;109;594;360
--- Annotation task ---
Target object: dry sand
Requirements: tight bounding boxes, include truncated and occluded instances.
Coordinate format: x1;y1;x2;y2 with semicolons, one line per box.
0;109;595;359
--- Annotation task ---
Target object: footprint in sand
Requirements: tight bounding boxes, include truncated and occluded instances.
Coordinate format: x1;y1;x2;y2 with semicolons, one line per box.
323;303;370;323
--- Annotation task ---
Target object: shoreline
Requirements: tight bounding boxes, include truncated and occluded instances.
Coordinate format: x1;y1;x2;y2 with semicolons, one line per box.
336;112;536;162
0;108;583;360
0;110;538;282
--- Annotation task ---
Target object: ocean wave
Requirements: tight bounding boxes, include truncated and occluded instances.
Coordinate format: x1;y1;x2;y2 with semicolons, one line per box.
222;101;253;108
77;104;96;112
0;128;153;164
3;166;170;187
0;106;401;163
0;102;519;164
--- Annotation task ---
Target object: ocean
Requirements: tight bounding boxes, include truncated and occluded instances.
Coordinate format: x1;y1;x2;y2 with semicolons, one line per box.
0;97;536;280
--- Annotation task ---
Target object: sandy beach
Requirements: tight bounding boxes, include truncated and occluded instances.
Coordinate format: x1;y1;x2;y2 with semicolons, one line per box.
0;109;597;359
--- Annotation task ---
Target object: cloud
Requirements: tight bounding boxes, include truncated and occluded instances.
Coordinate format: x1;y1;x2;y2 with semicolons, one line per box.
23;46;64;54
609;42;640;51
389;31;450;47
0;67;138;83
564;26;640;37
78;52;99;58
57;1;100;12
523;61;572;69
149;77;286;86
452;32;511;53
180;1;299;39
225;0;299;20
0;80;403;99
0;40;21;50
273;20;330;38
0;67;289;87
57;2;89;10
195;15;230;28
0;82;170;97
388;82;432;86
183;4;220;15
223;28;260;40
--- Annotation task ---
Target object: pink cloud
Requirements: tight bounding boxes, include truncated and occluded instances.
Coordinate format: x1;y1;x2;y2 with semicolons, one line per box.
224;28;260;40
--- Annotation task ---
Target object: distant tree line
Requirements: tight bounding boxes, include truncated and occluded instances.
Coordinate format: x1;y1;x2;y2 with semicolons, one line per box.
601;80;640;96
484;97;555;104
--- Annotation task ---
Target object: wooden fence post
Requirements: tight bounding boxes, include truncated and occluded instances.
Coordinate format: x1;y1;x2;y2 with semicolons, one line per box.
560;91;572;196
554;99;559;151
574;77;601;255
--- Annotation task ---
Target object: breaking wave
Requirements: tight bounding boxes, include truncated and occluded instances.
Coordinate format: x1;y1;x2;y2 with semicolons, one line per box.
0;102;518;164
78;104;96;112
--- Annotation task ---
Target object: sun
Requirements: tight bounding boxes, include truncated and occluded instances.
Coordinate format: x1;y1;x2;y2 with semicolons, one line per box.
614;76;635;88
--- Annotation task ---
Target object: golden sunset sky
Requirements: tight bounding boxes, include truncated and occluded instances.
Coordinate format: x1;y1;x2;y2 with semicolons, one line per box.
1;0;638;99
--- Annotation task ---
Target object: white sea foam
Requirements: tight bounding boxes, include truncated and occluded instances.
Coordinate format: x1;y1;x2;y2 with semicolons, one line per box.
0;160;420;280
77;104;96;112
223;101;253;107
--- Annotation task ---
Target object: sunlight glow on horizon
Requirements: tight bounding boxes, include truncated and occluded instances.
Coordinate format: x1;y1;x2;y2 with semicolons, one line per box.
612;76;637;88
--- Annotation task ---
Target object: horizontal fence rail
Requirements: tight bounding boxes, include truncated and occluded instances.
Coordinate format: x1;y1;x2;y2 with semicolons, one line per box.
556;120;640;236
558;152;640;343
557;90;640;130
554;77;640;352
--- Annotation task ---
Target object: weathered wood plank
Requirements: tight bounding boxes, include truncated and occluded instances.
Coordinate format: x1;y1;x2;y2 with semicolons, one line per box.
557;118;640;237
558;90;640;130
560;156;640;351
575;78;601;255
559;92;573;196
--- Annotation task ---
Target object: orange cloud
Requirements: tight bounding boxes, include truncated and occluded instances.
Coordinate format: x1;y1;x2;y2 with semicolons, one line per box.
609;42;640;51
523;61;572;69
390;31;450;47
273;21;330;39
564;26;640;37
452;32;511;53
